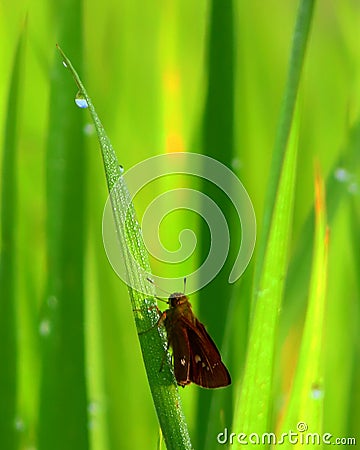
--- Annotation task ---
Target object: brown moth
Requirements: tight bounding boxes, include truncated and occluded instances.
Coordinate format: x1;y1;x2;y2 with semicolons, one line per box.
155;288;231;388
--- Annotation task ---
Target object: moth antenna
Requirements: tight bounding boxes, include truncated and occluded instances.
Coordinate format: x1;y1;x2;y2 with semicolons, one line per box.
146;277;170;303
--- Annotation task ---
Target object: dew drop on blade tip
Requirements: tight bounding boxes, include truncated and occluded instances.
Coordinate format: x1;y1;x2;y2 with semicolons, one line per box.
75;91;88;109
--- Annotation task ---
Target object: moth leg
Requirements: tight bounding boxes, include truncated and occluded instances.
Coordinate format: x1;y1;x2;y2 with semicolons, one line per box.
138;310;167;336
133;303;161;315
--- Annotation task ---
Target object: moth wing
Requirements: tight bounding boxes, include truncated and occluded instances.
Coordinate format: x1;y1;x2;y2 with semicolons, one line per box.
184;318;231;388
170;325;192;387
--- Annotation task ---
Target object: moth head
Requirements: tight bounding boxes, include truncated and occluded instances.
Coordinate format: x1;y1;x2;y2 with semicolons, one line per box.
168;292;188;307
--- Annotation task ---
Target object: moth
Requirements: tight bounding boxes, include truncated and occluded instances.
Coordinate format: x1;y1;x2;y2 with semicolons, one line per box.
146;281;231;388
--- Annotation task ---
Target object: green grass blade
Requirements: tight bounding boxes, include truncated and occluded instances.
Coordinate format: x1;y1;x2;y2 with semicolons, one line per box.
197;0;235;448
277;120;360;441
233;103;299;446
230;1;316;445
57;46;193;450
348;195;360;437
283;118;360;326
254;0;315;292
276;168;328;449
38;9;88;450
232;1;316;444
0;25;25;450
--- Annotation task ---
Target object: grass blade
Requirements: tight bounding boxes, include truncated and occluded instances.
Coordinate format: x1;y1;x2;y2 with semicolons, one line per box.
0;24;25;450
283;118;360;328
233;103;299;446
38;9;88;449
276;167;328;449
232;1;316;445
254;0;315;291
197;0;235;447
57;45;193;450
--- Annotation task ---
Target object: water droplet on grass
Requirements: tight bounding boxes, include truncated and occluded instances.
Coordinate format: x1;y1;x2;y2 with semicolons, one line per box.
75;91;88;109
47;295;58;308
62;61;68;68
88;419;96;430
14;417;25;431
348;181;358;195
88;401;100;415
39;319;51;336
84;123;95;135
334;167;349;182
231;157;242;171
310;383;324;400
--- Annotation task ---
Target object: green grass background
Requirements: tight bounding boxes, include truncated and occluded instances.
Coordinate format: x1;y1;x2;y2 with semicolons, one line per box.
0;1;359;449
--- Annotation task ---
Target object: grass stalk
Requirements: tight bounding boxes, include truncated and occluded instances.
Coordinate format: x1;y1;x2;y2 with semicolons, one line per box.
254;0;316;291
233;0;316;443
57;45;193;450
0;25;25;450
38;3;88;449
276;167;328;449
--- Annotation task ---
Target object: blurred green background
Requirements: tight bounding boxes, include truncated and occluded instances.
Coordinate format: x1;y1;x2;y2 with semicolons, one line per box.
0;1;359;449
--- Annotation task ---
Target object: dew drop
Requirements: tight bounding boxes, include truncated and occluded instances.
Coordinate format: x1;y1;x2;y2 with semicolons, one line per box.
88;401;100;415
88;419;96;430
62;61;68;68
47;295;58;309
14;416;25;431
119;164;124;174
39;319;51;336
310;383;324;400
83;123;95;136
348;181;358;195
231;157;242;171
75;91;88;109
334;167;349;182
